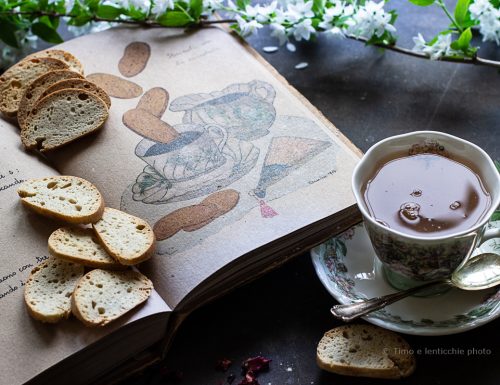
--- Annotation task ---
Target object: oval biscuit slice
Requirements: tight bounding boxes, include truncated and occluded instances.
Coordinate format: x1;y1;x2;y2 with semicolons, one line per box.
72;269;153;327
24;257;84;323
17;175;104;224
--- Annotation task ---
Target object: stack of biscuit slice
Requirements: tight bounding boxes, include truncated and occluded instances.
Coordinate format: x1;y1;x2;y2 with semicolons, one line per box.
18;176;155;327
0;49;109;152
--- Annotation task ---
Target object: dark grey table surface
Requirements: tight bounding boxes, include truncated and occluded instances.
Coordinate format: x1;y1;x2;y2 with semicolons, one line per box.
119;2;500;385
9;1;499;384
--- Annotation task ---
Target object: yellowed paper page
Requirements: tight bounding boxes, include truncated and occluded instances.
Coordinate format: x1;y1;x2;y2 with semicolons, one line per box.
49;26;360;308
0;122;170;385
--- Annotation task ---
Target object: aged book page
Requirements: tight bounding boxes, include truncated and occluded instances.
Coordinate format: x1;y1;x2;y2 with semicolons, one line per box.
48;26;360;309
0;122;170;385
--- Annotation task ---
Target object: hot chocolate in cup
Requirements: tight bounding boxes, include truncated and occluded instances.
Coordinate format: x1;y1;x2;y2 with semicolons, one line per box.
352;131;500;290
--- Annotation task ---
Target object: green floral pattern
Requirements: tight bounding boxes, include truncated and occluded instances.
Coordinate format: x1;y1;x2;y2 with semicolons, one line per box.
320;223;500;330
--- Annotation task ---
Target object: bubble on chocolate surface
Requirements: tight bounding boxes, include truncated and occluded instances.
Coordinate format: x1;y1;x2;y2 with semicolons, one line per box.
399;202;420;221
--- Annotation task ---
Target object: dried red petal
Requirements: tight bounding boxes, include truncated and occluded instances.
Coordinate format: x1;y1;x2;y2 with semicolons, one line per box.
159;367;183;382
242;356;271;374
216;358;233;372
237;372;259;385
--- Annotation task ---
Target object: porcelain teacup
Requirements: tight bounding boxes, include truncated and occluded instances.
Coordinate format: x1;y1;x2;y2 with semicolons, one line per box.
352;131;500;290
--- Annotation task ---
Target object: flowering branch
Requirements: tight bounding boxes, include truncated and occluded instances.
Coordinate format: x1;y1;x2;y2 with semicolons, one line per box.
348;34;500;69
0;0;499;71
0;9;233;27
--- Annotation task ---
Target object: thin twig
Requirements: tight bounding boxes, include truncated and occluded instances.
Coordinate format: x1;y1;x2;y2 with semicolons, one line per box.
346;34;500;69
1;10;500;69
0;10;231;27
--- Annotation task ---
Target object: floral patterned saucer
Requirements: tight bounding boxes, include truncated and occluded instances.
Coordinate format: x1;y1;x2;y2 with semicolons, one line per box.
311;222;500;336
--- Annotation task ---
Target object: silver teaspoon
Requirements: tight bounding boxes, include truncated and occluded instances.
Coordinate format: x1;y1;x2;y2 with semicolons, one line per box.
330;253;500;322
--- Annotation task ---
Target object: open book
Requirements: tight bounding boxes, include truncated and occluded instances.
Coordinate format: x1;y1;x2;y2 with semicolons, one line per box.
0;26;361;385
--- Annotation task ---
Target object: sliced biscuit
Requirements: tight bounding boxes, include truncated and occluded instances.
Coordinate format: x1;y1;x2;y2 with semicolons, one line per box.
24;257;84;323
49;227;123;269
0;57;68;117
21;89;108;152
86;73;143;98
17;69;83;130
18;176;104;224
92;207;155;265
316;324;416;379
42;78;111;108
26;49;84;74
72;269;153;327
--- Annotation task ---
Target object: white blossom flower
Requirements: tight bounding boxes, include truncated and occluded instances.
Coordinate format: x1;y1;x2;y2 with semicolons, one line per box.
328;26;345;38
318;0;352;35
477;12;500;44
273;8;288;24
270;22;288;45
236;15;263;37
343;4;354;17
226;0;236;9
203;0;221;9
412;33;460;60
325;1;345;19
151;0;174;16
412;33;427;52
469;0;500;45
287;0;314;22
290;18;315;41
255;2;277;23
65;0;75;13
106;0;150;12
469;0;494;18
345;1;396;39
243;4;259;18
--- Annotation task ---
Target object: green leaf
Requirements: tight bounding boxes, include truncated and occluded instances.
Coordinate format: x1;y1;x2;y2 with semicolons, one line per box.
456;27;472;51
31;22;63;44
39;15;56;28
189;0;203;20
2;1;25;11
312;0;326;14
408;0;435;6
157;11;192;27
97;5;122;19
491;211;500;221
127;7;147;20
454;0;471;28
67;13;92;26
236;0;250;9
495;160;500;172
20;2;39;13
38;0;48;10
0;18;19;48
85;0;100;12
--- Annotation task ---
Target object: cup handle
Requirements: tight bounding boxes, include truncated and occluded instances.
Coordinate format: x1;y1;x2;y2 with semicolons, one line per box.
480;227;500;244
206;125;228;152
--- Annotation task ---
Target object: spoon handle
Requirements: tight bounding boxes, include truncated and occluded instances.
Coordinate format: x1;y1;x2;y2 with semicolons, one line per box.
331;279;450;322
